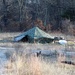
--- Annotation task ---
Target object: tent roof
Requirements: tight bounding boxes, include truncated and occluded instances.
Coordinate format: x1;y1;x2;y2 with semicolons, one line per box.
14;27;54;41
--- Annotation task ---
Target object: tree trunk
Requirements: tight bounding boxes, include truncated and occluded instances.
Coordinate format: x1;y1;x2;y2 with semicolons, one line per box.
3;0;8;26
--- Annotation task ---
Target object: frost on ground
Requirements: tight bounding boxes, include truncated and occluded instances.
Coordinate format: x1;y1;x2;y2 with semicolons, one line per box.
0;50;7;75
0;47;13;75
0;43;75;75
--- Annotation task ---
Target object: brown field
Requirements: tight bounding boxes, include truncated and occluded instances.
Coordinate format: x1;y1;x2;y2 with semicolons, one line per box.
0;32;75;75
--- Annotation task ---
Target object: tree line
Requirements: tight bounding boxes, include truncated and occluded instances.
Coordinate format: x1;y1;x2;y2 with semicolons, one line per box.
0;0;75;35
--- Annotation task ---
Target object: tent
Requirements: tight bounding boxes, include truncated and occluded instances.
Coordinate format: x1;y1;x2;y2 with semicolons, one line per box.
14;27;54;43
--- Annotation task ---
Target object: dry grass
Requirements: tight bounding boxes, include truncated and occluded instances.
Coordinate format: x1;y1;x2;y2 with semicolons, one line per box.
2;46;75;75
4;53;42;75
0;32;75;75
3;52;75;75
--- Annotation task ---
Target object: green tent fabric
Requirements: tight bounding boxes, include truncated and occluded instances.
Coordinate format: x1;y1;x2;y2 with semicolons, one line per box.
14;27;54;43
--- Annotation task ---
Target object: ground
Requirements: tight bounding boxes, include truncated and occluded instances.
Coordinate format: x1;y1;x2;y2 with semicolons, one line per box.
0;32;75;75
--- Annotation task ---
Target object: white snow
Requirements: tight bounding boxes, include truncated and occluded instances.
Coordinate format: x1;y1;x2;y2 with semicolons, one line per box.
0;47;14;75
0;50;7;75
0;45;74;75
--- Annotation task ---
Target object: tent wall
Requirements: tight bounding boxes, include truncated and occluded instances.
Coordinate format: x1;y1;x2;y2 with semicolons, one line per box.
14;27;54;43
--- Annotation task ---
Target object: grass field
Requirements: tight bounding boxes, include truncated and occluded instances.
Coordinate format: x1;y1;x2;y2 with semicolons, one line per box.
2;51;75;75
0;32;75;75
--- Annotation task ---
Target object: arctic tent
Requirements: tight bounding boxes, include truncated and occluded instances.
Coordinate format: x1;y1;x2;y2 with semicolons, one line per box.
14;27;54;43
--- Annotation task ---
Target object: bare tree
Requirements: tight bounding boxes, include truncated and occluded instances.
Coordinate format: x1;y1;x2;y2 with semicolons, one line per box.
17;0;24;30
62;19;74;35
2;0;8;26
